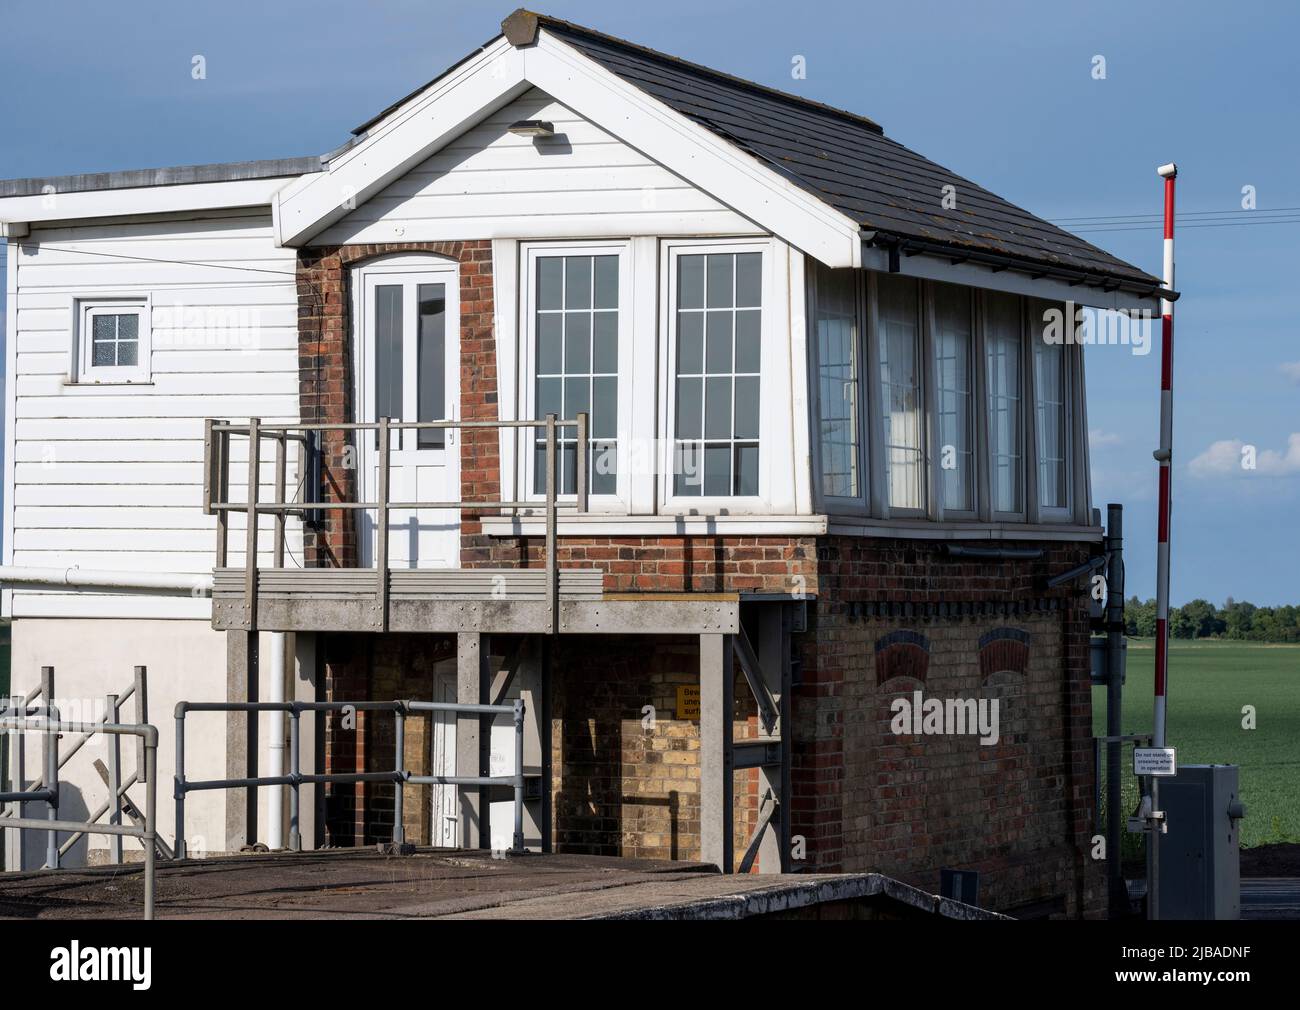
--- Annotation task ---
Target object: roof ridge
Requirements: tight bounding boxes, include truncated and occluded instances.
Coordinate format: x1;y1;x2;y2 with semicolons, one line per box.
528;10;886;136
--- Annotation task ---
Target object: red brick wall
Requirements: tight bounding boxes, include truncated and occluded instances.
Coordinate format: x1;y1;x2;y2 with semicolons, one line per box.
795;536;1104;917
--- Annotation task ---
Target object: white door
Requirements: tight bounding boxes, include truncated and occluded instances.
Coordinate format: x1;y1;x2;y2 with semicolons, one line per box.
353;256;460;569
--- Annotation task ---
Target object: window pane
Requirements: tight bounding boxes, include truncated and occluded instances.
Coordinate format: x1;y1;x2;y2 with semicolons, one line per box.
706;255;734;308
933;283;972;512
735;253;762;308
985;291;1022;513
538;258;563;310
116;314;139;341
877;274;923;510
417;283;446;449
735;443;759;495
593;312;617;372
704;376;731;439
92;338;115;366
93;315;116;343
565;256;592;309
592;441;617;494
564;376;590;419
705;311;732;372
374;285;403;428
593;256;619;309
116;340;138;367
1033;323;1068;509
537;314;563;373
735;310;761;373
676;377;702;439
678;255;705;309
814;265;860;498
703;444;731;495
536;376;563;419
734;376;759;439
677;312;703;373
564;312;591;373
592;376;617;438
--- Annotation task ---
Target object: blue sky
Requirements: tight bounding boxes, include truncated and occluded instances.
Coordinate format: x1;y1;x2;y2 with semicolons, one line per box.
2;0;1297;604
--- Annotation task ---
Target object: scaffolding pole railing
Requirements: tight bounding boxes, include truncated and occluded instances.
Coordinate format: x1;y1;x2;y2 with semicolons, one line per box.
0;714;159;921
204;413;590;633
174;697;526;858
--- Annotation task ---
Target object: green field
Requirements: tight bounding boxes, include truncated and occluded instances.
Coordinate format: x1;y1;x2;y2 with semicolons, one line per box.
1092;639;1300;848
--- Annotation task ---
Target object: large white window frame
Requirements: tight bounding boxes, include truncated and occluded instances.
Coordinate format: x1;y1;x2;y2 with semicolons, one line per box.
71;297;151;384
519;240;633;511
660;237;781;513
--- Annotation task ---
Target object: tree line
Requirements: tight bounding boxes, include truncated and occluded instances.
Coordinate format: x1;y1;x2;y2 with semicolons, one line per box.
1125;597;1300;643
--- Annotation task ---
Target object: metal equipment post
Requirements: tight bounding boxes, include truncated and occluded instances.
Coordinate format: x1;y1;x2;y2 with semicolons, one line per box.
393;704;405;846
174;707;186;859
512;699;525;852
1105;503;1125;916
107;692;123;864
289;709;301;851
41;666;57;868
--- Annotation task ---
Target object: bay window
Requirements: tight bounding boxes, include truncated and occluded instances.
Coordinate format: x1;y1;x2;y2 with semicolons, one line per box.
811;270;1083;526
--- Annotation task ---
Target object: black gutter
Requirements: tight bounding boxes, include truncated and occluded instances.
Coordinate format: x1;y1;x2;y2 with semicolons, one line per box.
866;231;1177;303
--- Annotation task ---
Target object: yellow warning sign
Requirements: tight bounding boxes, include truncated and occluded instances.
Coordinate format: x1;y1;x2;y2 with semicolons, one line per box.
676;685;700;720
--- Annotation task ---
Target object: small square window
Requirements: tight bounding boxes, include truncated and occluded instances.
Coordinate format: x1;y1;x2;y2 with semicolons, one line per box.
77;300;150;383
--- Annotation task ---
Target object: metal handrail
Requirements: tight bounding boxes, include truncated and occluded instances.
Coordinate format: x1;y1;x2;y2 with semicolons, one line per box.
174;697;527;859
0;715;158;921
203;413;590;633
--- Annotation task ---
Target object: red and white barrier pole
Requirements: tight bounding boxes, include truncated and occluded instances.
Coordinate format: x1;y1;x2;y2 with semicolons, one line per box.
1153;162;1177;749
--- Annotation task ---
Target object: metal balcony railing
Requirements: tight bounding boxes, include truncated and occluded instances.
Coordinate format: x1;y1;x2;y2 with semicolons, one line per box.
203;413;589;631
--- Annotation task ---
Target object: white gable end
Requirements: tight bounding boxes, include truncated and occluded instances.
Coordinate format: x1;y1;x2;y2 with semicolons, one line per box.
315;88;756;245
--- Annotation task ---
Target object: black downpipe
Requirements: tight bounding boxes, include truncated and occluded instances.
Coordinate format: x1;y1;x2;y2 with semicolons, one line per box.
1105;504;1126;916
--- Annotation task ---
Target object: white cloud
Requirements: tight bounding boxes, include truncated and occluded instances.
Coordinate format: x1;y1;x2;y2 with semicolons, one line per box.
1282;361;1300;384
1188;434;1300;478
1089;429;1122;448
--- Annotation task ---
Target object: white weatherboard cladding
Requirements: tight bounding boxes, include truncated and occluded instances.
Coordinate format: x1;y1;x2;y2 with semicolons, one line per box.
5;210;302;619
316;88;761;245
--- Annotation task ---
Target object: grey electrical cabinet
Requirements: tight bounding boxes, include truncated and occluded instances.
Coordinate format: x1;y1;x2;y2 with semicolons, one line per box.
1157;764;1246;919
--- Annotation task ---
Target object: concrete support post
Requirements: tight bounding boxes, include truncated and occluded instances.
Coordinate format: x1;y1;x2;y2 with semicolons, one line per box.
293;632;321;849
699;632;734;873
757;605;791;873
456;632;485;849
225;630;259;850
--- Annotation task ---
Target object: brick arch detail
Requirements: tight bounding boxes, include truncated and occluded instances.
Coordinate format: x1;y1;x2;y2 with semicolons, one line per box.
874;629;930;686
978;626;1031;681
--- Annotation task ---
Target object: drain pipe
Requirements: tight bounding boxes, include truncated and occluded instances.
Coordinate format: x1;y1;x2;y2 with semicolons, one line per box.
266;632;286;850
0;565;212;595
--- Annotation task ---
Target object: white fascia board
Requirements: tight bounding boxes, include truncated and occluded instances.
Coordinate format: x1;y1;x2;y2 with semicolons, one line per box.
861;243;1160;313
530;31;861;268
274;39;530;247
0;177;297;227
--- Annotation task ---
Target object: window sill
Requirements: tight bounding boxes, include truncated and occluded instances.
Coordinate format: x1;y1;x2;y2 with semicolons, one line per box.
480;513;830;537
825;516;1103;542
63;378;154;387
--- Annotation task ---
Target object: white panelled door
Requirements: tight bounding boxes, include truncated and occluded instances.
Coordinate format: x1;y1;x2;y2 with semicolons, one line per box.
353;256;460;569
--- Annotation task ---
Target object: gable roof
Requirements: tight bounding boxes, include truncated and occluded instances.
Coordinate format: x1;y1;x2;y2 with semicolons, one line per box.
528;13;1161;292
